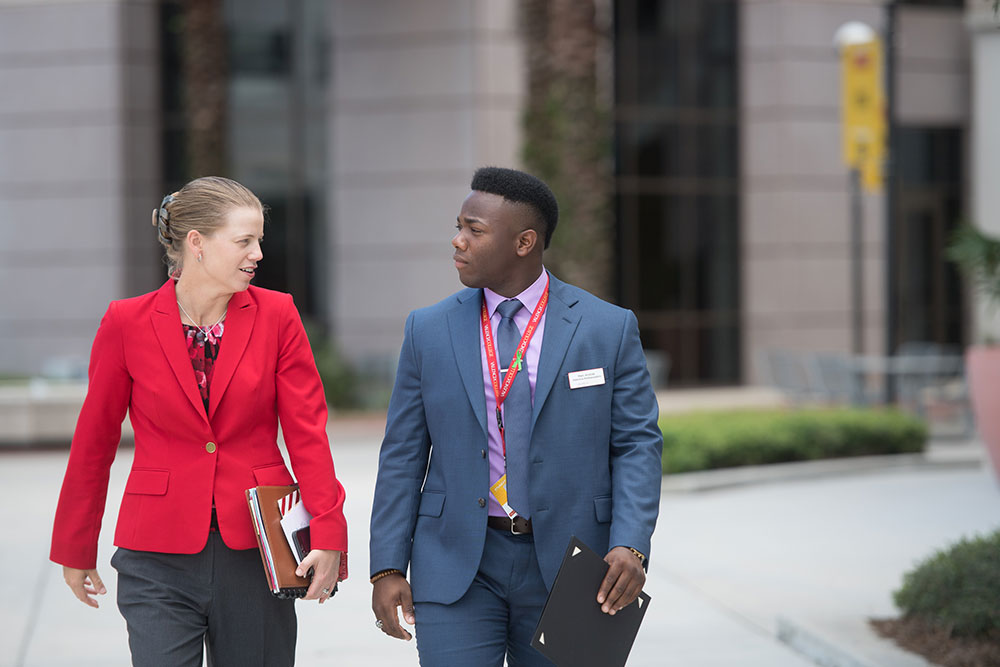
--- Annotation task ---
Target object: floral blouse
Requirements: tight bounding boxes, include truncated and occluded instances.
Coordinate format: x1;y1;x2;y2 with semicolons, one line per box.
182;322;223;411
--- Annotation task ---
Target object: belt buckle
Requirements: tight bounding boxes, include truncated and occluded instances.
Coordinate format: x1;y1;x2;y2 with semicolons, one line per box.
510;517;526;535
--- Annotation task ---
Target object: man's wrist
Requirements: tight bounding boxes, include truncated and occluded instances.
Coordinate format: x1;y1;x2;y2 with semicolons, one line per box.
370;569;403;584
627;547;646;563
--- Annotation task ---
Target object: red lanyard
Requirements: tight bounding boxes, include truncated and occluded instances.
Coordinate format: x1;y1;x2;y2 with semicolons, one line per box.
481;278;549;456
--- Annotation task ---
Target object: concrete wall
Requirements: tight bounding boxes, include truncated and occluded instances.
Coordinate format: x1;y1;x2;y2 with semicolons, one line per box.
0;0;160;376
740;0;969;384
741;0;886;384
327;0;526;369
896;5;969;126
968;7;1000;340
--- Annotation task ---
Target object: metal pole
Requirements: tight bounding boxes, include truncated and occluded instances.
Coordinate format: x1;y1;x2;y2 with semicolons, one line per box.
851;168;864;357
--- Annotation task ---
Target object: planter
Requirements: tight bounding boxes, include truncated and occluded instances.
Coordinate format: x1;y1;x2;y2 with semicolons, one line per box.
965;346;1000;480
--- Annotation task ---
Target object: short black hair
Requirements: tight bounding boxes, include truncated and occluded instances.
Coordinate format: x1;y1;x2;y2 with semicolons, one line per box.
471;167;559;249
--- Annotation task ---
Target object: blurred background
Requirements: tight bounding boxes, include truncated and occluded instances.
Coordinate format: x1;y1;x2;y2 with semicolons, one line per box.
1;0;996;402
4;2;1000;665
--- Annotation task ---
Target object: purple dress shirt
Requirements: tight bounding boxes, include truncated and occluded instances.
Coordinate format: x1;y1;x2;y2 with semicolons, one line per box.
480;268;549;517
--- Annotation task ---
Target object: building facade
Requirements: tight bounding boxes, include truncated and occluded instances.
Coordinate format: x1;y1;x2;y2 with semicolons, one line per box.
0;0;994;389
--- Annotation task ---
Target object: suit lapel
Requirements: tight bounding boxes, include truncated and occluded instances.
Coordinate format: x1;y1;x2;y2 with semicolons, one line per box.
151;281;210;424
208;289;256;420
447;289;488;437
532;276;580;428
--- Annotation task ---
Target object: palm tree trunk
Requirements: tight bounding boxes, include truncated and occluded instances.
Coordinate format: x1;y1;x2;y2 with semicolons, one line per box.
520;0;613;300
180;0;227;177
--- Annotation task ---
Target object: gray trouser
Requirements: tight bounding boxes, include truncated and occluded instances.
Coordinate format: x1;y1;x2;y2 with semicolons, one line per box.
111;532;296;667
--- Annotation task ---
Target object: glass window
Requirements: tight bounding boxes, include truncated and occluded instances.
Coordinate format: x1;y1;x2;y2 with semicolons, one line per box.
893;127;966;350
614;0;740;386
158;0;329;318
897;0;963;7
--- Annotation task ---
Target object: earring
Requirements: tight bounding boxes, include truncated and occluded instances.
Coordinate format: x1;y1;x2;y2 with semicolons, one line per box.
197;253;203;263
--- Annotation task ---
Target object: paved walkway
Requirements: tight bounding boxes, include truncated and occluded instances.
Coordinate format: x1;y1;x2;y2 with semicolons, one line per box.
3;416;997;666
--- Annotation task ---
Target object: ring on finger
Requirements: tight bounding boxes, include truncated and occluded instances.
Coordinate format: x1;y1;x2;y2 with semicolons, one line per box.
321;587;331;596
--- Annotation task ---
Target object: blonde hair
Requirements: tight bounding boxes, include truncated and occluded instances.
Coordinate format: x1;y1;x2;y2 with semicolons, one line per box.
152;176;263;278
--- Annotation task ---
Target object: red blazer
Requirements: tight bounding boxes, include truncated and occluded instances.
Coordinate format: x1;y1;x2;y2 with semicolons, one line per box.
50;280;347;570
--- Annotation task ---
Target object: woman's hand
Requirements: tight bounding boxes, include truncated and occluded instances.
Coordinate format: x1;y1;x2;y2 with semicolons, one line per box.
296;549;342;604
63;566;107;608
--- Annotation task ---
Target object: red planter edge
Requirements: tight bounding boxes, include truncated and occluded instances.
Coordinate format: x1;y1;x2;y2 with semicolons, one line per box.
965;346;1000;481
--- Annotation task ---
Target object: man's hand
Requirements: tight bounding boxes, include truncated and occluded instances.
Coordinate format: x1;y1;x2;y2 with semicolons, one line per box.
372;573;415;641
63;566;107;609
596;546;645;615
297;549;342;604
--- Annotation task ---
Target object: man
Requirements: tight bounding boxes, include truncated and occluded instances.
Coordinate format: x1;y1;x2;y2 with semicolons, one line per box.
370;167;662;665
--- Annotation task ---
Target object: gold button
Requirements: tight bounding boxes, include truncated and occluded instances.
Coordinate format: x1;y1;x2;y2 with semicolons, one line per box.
205;441;217;454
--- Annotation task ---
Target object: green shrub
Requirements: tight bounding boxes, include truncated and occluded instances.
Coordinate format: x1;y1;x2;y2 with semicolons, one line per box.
660;408;926;474
303;320;360;410
894;529;1000;638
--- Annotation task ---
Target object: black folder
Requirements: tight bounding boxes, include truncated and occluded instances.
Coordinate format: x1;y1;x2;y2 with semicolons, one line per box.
531;536;651;666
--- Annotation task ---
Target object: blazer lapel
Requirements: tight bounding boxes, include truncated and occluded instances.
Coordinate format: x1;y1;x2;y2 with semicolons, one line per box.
151;281;210;424
532;276;580;428
208;289;256;420
447;289;488;437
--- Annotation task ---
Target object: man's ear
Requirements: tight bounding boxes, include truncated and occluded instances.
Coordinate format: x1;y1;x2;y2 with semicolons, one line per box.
515;228;539;257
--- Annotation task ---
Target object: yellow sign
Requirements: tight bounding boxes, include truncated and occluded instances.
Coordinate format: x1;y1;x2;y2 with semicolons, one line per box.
841;39;885;191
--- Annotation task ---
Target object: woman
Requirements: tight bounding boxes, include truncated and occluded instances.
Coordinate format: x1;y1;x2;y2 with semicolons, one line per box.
50;176;347;666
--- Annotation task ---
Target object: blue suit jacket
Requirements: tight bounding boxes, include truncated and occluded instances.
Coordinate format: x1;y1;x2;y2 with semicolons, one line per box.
370;273;662;605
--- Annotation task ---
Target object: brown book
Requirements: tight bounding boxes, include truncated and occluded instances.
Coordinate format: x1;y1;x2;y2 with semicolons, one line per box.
245;484;311;599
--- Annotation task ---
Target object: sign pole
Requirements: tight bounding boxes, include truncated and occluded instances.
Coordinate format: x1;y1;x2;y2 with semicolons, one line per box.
836;22;885;379
850;167;864;358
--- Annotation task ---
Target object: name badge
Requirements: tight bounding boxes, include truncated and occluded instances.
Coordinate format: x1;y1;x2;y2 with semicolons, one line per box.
567;367;605;389
490;475;518;518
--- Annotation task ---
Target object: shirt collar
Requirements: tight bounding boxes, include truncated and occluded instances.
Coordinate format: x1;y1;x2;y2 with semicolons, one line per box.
484;267;548;319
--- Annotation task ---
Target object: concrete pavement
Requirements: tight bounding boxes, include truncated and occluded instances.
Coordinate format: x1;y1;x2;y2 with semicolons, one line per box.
3;416;997;666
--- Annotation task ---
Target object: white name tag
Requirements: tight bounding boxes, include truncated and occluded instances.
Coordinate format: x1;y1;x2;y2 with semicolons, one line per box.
567;368;605;389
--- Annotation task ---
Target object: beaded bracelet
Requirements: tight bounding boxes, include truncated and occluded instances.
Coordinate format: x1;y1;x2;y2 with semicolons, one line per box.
370;569;403;584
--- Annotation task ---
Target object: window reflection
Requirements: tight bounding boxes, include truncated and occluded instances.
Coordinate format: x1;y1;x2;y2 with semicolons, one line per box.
615;0;740;385
159;0;328;317
894;128;965;351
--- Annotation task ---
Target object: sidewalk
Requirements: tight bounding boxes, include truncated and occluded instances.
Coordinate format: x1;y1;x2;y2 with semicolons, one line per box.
656;449;996;667
3;415;997;666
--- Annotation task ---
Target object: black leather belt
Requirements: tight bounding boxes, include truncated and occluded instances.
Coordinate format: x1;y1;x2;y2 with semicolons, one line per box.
487;515;532;534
